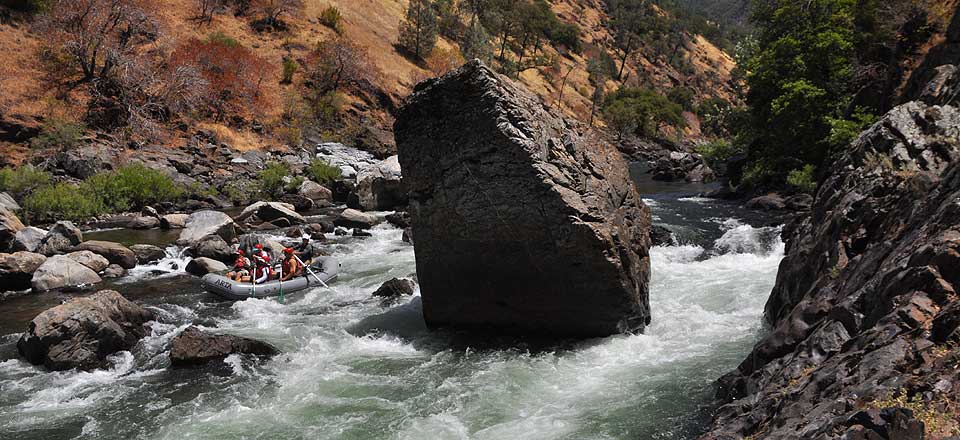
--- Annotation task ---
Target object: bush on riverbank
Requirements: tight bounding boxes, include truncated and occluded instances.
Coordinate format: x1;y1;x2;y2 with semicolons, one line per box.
0;165;52;199
81;164;185;212
22;183;101;223
307;159;341;185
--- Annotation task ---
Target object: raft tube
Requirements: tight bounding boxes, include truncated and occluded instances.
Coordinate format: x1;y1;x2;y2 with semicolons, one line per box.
200;257;340;301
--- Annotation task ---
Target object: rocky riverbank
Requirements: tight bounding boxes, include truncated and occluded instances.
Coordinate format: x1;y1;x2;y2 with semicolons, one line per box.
702;76;960;438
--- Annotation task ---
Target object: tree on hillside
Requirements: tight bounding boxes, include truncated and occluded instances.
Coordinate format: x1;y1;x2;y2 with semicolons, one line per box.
398;0;439;60
36;0;158;87
195;0;226;23
607;0;657;81
603;88;686;138
168;37;272;121
434;0;462;39
305;37;377;93
461;19;492;62
251;0;303;31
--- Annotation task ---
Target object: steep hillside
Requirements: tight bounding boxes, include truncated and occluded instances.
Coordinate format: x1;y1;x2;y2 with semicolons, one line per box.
0;0;738;165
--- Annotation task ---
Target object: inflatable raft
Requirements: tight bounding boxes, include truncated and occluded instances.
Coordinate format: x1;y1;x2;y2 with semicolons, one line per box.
201;257;340;301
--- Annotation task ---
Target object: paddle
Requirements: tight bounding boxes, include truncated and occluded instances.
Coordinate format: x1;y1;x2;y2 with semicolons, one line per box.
295;255;333;291
278;262;285;304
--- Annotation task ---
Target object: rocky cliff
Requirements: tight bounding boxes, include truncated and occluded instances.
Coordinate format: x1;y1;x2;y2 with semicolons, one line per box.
395;61;652;337
703;91;960;436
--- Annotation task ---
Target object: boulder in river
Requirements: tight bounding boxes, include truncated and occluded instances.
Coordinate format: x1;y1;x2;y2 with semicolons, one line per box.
394;60;652;337
185;257;228;276
279;194;314;212
73;240;137;269
66;250;110;273
36;221;83;256
298;180;333;202
11;226;47;253
0;206;25;251
17;290;154;371
385;211;411;229
334;209;379;230
236;201;305;226
0;251;46;291
192;234;235;264
31;254;103;291
102;264;126;278
351;155;406;211
745;193;786;211
177;210;237;246
127;216;160;230
160;213;189;229
372;278;416;298
130;244;167;264
169;326;279;367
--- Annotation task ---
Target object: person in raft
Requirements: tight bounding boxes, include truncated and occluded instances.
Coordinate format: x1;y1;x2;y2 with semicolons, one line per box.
294;234;314;265
251;244;273;284
279;247;303;281
226;249;251;282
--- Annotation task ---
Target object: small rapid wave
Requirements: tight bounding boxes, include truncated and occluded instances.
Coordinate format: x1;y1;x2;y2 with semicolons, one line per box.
118;246;192;283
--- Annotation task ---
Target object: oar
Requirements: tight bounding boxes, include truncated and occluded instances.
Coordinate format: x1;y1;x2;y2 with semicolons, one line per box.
295;255;333;291
278;262;285;304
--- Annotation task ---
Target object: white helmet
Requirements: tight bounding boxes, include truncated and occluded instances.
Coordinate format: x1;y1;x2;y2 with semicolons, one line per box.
301;234;311;240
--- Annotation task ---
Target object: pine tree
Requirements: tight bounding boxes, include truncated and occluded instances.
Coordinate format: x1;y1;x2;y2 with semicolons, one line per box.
398;0;439;60
461;19;492;62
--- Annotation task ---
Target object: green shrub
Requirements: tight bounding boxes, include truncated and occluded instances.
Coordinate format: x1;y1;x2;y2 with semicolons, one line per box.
259;161;291;198
281;58;297;84
667;86;695;111
308;91;345;126
0;165;52;199
81;164;184;212
23;183;102;224
307;159;341;186
740;161;776;189
204;31;240;48
695;140;740;166
786;164;817;193
285;175;305;193
319;5;342;33
603;88;686;138
827;109;879;150
30;117;85;151
220;179;258;206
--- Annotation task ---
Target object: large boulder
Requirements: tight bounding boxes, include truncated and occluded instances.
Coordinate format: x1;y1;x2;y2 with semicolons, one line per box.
0;205;25;251
235;201;305;225
160;213;189;229
11;226;47;253
129;244;167;264
36;221;82;256
0;192;20;211
177;210;237;246
298;180;333;202
351;155;406;211
31;255;103;291
704;101;960;438
127;216;160;230
334;209;379;230
169;326;279;367
66;250;110;273
0;252;46;291
17;290;154;371
54;145;119;179
73;241;137;269
372;278;416;298
192;234;235;264
394;61;652;337
185;257;228;276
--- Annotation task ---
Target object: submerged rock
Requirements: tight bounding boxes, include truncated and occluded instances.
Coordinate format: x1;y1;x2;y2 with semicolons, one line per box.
177;211;237;246
73;240;137;269
394;61;652;337
372;278;416;298
169;326;279;367
31;254;102;291
185;257;228;277
130;244;167;264
17;290;154;370
704;101;960;437
102;264;126;278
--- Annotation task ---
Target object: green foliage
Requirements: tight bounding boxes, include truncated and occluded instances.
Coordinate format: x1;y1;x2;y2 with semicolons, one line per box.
667;86;695;111
696;97;734;136
30;117;85;151
259;161;291;199
398;0;439;60
81;164;185;212
587;51;617;85
786;164;817;193
307;91;345;127
204;31;241;48
461;20;492;62
695;140;740;166
827;108;879;150
307;159;341;186
740;161;776;189
741;0;857;177
318;5;343;33
22;183;101;224
603;88;686;138
220;179;258;206
0;165;52;200
281;58;297;84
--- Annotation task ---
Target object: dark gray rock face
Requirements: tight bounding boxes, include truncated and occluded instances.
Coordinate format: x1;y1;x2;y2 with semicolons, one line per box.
185;257;228;277
650;151;715;183
394;61;652;337
192;234;234;264
130;244;167;264
17;290;154;371
11;226;47;253
703;102;960;438
169;326;279;367
36;221;82;256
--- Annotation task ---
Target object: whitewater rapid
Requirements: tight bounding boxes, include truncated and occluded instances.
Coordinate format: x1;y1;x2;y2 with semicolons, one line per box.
0;204;784;440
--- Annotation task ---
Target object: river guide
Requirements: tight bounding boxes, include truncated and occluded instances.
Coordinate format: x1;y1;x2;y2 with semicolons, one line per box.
201;256;340;300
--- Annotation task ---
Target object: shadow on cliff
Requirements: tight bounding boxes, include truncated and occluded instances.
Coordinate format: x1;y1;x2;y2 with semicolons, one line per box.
347;296;611;354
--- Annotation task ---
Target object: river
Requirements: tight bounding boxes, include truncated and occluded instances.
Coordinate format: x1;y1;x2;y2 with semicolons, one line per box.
0;168;785;440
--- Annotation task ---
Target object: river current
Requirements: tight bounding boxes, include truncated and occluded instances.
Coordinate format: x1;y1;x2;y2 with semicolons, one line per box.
0;171;784;440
